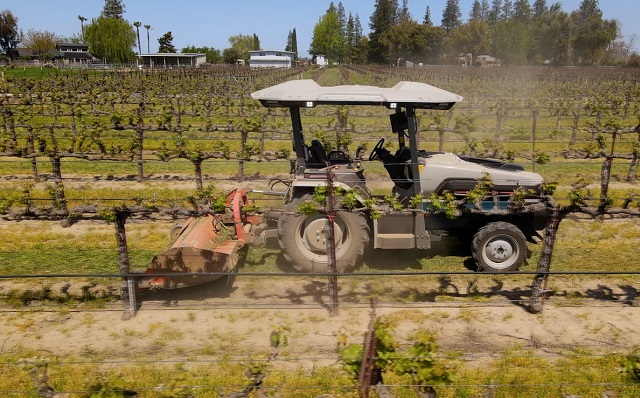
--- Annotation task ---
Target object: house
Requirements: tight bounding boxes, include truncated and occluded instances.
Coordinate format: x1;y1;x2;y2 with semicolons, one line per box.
248;50;295;68
139;53;206;68
56;43;93;65
10;43;93;65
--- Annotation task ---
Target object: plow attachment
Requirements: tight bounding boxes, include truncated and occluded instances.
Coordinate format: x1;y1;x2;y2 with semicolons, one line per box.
139;189;262;289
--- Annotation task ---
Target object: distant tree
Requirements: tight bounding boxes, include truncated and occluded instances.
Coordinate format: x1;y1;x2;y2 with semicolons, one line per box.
488;0;502;24
228;34;254;63
84;17;136;63
491;19;530;64
78;15;87;39
470;0;483;21
502;0;513;19
309;4;343;62
441;0;462;35
101;0;125;19
285;28;298;59
144;24;151;53
539;5;574;65
0;10;20;60
577;0;601;21
352;14;368;63
133;21;142;55
158;31;176;53
381;20;445;64
450;20;491;58
337;2;347;34
513;0;532;23
369;0;398;64
23;29;57;62
398;0;411;23
423;5;433;26
252;33;260;50
182;45;222;63
532;0;548;20
222;47;241;64
480;0;491;19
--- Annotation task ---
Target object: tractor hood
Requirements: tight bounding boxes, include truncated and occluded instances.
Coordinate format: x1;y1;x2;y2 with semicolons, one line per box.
251;79;463;110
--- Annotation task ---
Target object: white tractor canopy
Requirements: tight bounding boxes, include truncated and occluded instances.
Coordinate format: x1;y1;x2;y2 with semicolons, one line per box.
251;79;463;110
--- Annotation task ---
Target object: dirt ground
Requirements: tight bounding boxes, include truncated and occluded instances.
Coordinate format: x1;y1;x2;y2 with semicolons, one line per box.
1;275;640;369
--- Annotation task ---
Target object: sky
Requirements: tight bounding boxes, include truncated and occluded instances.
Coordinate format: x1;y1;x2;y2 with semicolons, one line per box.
3;0;639;57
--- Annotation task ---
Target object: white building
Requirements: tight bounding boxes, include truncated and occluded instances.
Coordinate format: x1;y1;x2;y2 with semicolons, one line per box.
248;50;296;68
313;54;328;66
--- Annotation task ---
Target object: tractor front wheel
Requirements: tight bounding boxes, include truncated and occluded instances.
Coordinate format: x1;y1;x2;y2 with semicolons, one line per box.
278;196;370;273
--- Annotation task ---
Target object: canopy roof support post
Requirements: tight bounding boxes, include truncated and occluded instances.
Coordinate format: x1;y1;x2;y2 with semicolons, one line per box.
290;106;306;175
406;105;421;197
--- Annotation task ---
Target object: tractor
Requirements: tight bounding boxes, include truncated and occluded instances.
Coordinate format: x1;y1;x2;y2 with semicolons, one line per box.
144;79;549;288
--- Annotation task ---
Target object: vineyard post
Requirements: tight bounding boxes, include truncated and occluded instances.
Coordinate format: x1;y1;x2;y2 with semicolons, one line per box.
114;208;137;319
135;104;145;183
325;165;339;316
531;107;538;172
627;125;639;182
25;126;39;181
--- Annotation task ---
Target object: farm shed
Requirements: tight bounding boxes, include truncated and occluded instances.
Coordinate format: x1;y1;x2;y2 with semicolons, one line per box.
248;50;296;68
140;53;206;68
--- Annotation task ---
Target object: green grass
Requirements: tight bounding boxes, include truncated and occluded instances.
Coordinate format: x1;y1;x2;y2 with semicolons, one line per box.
0;350;638;397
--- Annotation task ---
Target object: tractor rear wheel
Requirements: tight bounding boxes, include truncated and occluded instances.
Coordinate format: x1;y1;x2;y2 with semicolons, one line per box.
278;195;370;273
472;222;528;272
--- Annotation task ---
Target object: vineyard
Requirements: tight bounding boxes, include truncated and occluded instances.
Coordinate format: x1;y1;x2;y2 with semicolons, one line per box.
0;64;640;397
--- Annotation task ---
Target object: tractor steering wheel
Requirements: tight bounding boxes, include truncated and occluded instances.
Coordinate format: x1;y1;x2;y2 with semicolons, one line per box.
368;138;385;161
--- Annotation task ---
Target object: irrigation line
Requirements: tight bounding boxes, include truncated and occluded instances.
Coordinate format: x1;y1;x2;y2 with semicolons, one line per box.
2;270;640;279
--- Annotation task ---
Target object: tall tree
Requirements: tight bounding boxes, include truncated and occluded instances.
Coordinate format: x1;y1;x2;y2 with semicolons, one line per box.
101;0;125;19
133;21;142;55
309;5;343;62
337;2;347;34
398;0;411;23
252;33;260;50
513;0;532;23
532;0;547;20
450;20;491;58
23;29;57;62
488;0;502;24
502;0;513;19
84;17;136;63
441;0;462;35
78;15;87;39
158;31;176;53
0;10;20;60
470;0;483;21
539;5;574;65
352;14;368;63
480;0;491;19
369;0;398;64
577;0;601;21
491;20;530;64
381;20;446;64
291;28;298;59
228;34;255;63
423;6;433;26
572;0;617;64
144;24;151;53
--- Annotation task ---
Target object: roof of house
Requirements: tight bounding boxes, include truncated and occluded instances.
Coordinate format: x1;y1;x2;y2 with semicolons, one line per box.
57;42;89;49
248;50;295;54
